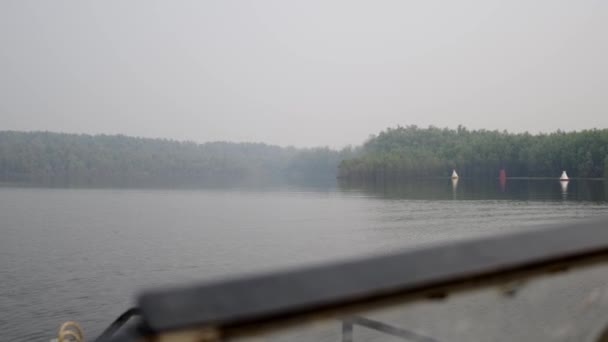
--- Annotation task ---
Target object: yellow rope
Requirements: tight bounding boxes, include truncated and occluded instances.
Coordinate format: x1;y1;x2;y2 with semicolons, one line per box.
58;321;84;342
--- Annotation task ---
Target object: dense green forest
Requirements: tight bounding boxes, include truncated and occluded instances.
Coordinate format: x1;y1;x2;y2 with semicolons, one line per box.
2;127;608;187
0;131;352;186
338;125;608;182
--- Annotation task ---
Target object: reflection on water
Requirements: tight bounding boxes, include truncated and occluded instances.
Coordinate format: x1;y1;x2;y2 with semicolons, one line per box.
451;178;459;200
339;178;608;202
561;181;570;201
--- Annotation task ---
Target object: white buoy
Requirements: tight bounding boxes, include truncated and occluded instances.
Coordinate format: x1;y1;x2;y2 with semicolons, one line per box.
560;170;569;181
451;169;459;179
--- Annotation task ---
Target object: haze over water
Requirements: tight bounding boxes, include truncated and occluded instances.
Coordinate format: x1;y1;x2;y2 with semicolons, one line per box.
1;179;607;341
2;1;608;341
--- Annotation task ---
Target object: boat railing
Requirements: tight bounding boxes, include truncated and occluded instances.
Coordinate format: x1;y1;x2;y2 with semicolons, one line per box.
64;217;608;342
341;316;440;342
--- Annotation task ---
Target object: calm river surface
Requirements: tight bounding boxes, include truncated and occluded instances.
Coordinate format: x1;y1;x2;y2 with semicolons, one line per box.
1;179;608;341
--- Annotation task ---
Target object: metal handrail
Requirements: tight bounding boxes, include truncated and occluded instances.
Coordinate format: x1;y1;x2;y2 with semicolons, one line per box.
94;308;141;342
94;217;608;341
342;316;440;342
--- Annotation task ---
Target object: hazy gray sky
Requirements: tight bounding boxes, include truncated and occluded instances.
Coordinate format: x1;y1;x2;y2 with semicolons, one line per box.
1;1;607;147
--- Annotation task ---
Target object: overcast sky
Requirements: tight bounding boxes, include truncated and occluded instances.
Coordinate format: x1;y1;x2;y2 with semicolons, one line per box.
1;1;607;147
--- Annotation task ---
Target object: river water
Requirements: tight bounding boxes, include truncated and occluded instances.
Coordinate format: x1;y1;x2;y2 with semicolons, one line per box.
1;179;608;341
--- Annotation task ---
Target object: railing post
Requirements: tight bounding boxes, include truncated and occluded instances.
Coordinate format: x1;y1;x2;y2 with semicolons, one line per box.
342;320;354;342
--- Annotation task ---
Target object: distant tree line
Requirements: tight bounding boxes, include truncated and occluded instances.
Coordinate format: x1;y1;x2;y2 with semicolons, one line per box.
2;127;607;187
338;125;608;182
0;131;354;186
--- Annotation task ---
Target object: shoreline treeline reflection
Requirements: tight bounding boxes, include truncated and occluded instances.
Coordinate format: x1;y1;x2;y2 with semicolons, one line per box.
338;178;608;202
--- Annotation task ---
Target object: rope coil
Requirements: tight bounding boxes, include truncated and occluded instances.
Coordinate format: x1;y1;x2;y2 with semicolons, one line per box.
58;321;84;342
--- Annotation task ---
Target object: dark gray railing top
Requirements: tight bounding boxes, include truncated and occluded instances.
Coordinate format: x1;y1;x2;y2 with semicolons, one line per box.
137;217;608;336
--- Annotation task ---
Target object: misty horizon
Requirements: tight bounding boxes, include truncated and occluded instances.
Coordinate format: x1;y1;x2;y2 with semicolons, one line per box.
3;3;608;341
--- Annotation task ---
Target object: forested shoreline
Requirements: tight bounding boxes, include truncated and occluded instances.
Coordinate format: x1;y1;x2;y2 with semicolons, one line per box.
1;127;608;187
338;126;608;182
0;131;352;186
